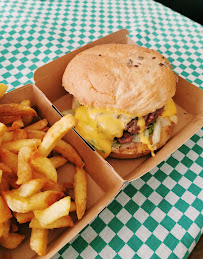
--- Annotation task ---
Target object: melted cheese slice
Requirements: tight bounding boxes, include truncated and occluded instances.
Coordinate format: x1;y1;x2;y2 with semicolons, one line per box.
161;98;177;117
74;106;134;158
74;98;177;158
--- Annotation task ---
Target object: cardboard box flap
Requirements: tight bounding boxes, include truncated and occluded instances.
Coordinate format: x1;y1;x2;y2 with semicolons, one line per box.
33;29;129;103
34;29;203;183
174;76;203;117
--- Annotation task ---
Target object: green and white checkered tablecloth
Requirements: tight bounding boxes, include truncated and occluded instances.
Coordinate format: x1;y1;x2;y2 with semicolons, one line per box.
0;0;203;258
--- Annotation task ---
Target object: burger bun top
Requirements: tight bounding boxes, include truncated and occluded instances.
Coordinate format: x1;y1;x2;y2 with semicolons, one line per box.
62;44;176;116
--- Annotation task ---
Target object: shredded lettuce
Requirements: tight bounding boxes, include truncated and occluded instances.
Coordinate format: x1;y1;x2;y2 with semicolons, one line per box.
87;138;105;153
112;139;121;148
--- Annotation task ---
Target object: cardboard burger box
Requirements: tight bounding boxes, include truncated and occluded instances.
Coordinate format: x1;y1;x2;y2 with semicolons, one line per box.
0;29;203;258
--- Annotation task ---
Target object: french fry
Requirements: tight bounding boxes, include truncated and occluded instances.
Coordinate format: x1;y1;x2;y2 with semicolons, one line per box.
26;130;84;168
2;190;64;213
54;139;84;168
10;117;24;130
16;146;33;185
74;167;87;220
0;170;2;183
26;129;46;140
29;215;74;229
30;150;58;183
0;103;37;117
14;211;34;224
1;219;10;238
0;196;12;224
0;115;21;125
0;175;10;191
70;201;76;212
41;126;49;132
14;179;45;197
0;83;8;99
1;139;41;154
0;148;18;173
30;228;48;256
31;170;65;192
0;162;12;174
2;129;27;142
0;223;3;238
34;196;71;225
20;100;33;126
0;233;25;249
38;114;75;157
24;119;48;131
0;122;7;137
49;155;67;169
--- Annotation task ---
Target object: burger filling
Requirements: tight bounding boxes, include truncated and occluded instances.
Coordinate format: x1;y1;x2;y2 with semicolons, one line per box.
63;98;177;158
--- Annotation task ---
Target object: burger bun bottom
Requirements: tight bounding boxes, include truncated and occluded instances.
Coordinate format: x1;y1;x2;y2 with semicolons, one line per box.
110;123;174;159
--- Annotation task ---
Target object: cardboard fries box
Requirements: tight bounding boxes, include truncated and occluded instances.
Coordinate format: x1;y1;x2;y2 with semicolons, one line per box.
0;84;124;259
0;29;203;258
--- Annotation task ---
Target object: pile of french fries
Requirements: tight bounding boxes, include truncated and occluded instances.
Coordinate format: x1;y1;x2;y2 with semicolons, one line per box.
0;87;87;256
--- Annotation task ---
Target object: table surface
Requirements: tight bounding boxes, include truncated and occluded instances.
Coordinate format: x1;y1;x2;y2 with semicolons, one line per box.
0;0;203;259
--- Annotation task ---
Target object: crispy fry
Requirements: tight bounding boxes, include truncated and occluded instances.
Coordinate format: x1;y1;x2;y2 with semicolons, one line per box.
30;150;58;183
41;126;49;132
30;228;48;256
0;103;37;117
0;122;7;137
34;196;71;225
2;190;64;213
24;119;48;131
26;129;46;140
1;219;10;238
16;146;33;185
13;129;27;140
0;233;25;249
74;167;87;220
0;170;2;183
0;148;18;173
54;139;84;168
2;129;27;143
1;139;41;154
0;175;10;191
39;114;75;157
31;170;65;192
0;115;20;125
14;179;45;197
49;155;67;169
14;211;34;224
29;215;74;229
10;117;24;130
0;162;12;174
0;223;3;238
70;201;76;212
0;83;8;99
20;100;34;126
26;130;84;168
0;196;12;224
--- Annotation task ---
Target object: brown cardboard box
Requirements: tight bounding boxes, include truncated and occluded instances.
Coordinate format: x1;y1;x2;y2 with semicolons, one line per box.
34;29;203;183
1;29;203;258
0;85;123;259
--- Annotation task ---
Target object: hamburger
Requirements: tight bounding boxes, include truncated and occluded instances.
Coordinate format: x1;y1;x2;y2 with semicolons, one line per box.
62;43;177;159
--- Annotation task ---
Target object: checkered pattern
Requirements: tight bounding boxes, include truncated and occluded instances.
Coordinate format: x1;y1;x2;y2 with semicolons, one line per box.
0;0;202;258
